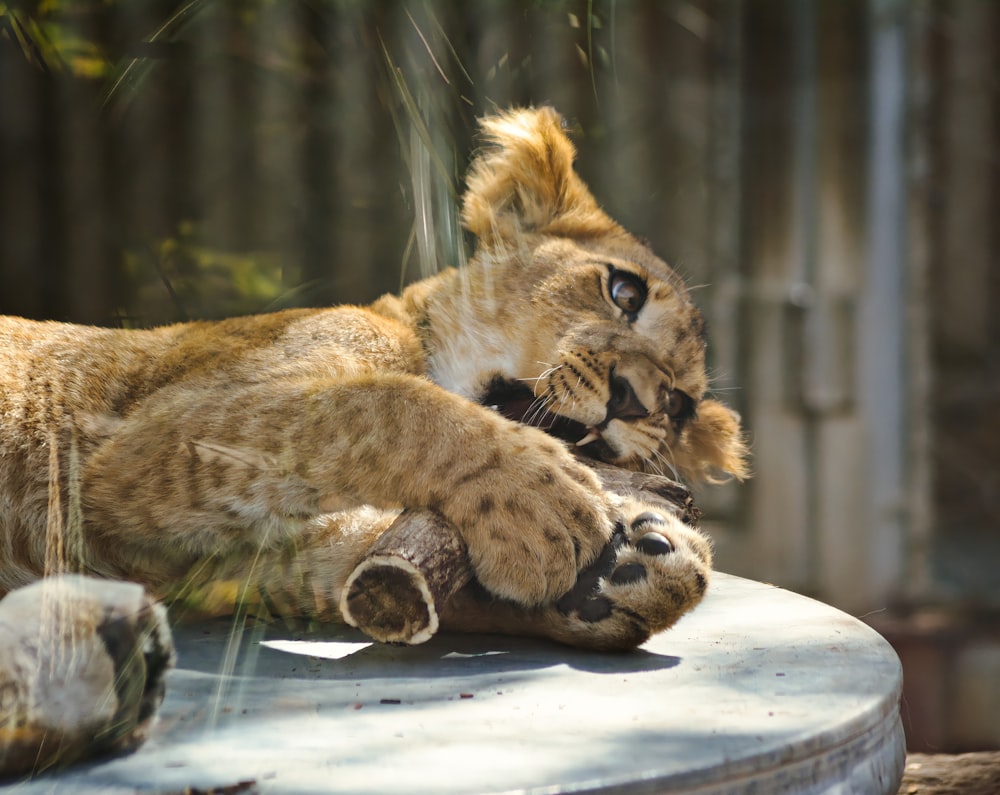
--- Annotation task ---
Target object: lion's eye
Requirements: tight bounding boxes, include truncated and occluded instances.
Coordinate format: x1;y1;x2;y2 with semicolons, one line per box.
665;389;694;421
609;270;647;317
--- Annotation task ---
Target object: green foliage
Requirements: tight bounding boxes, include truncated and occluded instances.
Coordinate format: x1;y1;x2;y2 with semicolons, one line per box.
121;221;290;326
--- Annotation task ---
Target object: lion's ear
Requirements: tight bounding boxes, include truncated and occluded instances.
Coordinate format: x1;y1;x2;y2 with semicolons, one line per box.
674;399;751;485
461;107;621;242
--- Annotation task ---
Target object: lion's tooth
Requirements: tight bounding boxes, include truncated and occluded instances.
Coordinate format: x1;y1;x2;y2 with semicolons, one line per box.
576;429;601;447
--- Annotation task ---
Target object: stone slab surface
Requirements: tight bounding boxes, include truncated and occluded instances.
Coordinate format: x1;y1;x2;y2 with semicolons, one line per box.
1;573;905;794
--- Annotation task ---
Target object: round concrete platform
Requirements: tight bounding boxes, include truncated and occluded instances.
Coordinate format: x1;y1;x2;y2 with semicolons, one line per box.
3;573;905;794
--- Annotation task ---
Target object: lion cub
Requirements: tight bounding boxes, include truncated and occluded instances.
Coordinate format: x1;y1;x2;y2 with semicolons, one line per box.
0;107;746;649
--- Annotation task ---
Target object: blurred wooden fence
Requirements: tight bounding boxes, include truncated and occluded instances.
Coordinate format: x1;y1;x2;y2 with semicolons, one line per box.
0;0;737;326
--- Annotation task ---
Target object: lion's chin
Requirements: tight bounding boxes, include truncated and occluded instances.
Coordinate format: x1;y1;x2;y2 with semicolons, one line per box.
478;378;615;462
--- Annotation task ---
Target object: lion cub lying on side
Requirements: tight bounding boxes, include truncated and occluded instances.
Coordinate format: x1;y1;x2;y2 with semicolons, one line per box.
0;107;747;655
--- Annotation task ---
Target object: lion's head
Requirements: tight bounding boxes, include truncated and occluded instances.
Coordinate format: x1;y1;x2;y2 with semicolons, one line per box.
418;107;748;486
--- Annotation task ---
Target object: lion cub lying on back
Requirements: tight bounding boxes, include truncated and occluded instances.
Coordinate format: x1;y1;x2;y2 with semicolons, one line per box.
0;107;747;651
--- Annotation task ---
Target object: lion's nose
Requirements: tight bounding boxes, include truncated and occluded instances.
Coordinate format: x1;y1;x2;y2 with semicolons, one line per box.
606;372;648;421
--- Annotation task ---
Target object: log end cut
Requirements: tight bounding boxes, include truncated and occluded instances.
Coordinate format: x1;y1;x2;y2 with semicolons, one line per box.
340;556;438;644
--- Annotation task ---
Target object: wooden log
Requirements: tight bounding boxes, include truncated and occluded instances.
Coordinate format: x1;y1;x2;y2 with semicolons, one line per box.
585;459;699;526
340;466;694;645
340;510;472;644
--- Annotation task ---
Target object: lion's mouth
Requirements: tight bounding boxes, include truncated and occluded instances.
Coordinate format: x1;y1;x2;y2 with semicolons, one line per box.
479;379;614;461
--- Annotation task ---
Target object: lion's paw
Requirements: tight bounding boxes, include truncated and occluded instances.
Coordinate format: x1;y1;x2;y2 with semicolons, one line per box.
547;502;712;651
445;431;614;606
0;575;175;777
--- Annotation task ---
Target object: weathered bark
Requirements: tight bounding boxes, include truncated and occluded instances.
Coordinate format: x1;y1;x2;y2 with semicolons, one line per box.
340;510;472;644
584;459;699;526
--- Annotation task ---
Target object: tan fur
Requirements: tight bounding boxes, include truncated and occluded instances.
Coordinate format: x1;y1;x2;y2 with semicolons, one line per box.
0;107;746;642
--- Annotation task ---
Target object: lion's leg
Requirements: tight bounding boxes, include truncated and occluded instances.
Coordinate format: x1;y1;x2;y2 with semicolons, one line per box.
80;374;613;606
161;506;402;622
167;494;710;654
